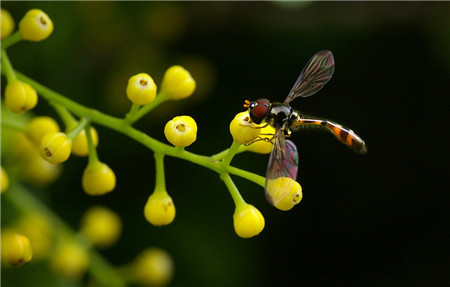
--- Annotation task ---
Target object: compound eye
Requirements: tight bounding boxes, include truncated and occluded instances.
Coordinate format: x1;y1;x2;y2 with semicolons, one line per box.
250;98;270;124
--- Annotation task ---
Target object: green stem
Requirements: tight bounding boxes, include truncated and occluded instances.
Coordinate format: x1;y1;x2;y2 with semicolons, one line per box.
85;121;99;164
6;70;265;186
221;173;245;206
228;166;265;188
210;148;229;161
222;141;241;167
4;183;126;287
1;31;22;50
124;103;140;124
129;92;169;124
154;152;166;192
67;116;90;141
0;117;27;132
1;49;16;81
50;102;77;128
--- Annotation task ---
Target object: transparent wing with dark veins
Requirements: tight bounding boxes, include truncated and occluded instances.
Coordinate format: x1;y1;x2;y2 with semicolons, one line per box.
265;128;299;206
284;50;335;104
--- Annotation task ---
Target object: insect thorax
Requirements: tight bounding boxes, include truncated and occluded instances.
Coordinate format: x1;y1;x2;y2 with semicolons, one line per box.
267;102;299;131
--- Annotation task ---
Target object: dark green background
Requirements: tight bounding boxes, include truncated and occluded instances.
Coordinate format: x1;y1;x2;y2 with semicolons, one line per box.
2;2;449;286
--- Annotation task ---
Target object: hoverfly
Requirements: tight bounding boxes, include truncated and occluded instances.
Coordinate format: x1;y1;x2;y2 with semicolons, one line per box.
243;50;367;207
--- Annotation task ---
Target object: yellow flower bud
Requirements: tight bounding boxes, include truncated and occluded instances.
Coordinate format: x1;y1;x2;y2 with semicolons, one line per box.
266;177;302;211
26;116;60;146
126;73;157;105
2;232;33;267
244;124;275;154
14;215;53;260
66;125;98;157
39;132;72;164
82;161;116;196
160;65;196;100
80;206;122;248
5;80;38;114
233;203;265;238
133;248;174;286
229;111;261;145
1;8;15;40
19;9;53;42
1;166;9;193
8;132;34;161
50;242;88;280
22;151;62;186
164;115;197;147
144;191;175;226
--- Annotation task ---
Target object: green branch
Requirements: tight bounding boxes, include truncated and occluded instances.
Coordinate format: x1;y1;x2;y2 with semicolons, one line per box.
8;69;265;187
1;31;23;50
1;48;17;81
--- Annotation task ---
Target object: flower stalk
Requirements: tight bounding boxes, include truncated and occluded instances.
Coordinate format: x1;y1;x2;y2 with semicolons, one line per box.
1;68;265;187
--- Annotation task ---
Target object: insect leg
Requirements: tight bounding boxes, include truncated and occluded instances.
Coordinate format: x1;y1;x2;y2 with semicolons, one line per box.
245;134;274;146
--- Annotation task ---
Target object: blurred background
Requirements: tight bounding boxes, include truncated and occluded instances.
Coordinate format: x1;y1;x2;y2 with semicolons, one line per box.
1;1;449;286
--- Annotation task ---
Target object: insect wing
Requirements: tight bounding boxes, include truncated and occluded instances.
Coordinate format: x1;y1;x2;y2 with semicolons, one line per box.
265;129;299;206
284;50;335;104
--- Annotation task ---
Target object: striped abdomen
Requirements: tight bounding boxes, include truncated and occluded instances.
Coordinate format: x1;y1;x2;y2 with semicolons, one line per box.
290;117;367;154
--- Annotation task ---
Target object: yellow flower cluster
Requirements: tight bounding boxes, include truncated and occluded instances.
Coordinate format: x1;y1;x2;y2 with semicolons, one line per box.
126;65;195;107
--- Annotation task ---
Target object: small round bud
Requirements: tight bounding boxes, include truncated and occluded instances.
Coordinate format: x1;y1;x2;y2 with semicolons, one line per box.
1;166;9;193
126;73;157;105
22;151;62;186
39;132;71;164
144;191;176;226
2;232;33;267
80;206;122;248
1;8;15;40
233;203;265;238
14;215;53;260
164;115;197;147
160;65;196;100
229;111;261;145
133;248;174;286
266;177;302;211
19;9;53;42
82;161;116;196
50;242;88;280
5;80;38;114
26;116;60;146
67;125;98;157
8;132;34;161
